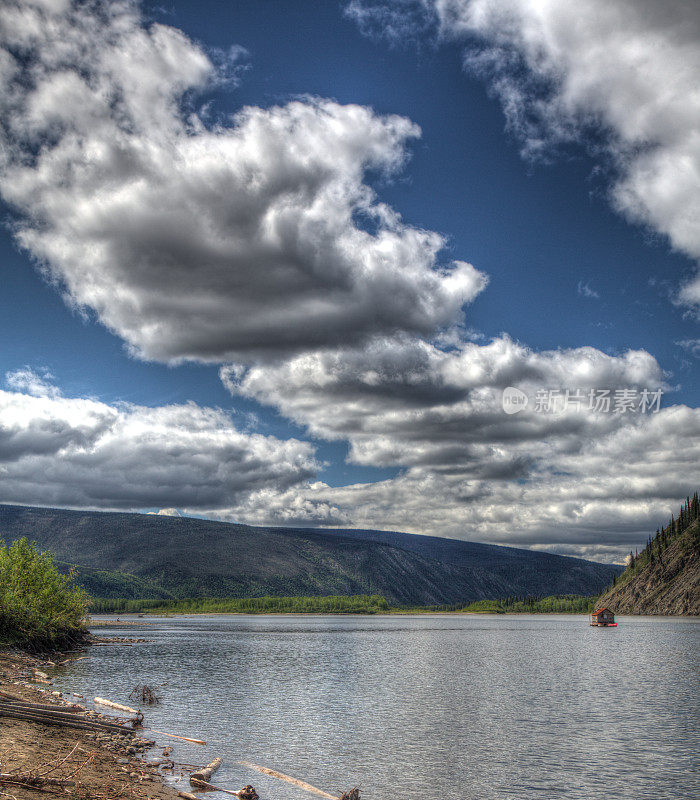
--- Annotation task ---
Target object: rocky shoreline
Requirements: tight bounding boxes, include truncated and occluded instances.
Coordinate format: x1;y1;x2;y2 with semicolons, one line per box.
0;646;183;800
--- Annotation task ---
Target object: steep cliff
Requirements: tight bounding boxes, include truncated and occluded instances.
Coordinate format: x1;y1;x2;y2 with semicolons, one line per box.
596;518;699;615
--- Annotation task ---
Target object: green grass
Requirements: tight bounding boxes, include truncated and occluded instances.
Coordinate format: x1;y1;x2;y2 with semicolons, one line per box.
0;538;89;651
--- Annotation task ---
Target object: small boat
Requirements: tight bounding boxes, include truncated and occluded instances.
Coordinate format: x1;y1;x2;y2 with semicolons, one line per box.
590;607;617;627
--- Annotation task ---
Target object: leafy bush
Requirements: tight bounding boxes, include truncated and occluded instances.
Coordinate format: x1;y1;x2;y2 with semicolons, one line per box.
0;538;88;650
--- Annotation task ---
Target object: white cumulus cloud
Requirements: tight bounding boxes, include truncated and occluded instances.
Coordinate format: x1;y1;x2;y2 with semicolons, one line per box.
0;0;487;363
5;367;61;398
221;335;668;468
348;0;700;314
219;335;698;561
439;0;700;312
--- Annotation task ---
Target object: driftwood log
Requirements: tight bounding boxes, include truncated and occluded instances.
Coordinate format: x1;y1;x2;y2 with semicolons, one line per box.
238;761;338;799
1;703;87;722
0;699;135;735
146;727;206;745
0;709;135;735
94;696;139;714
238;761;359;800
0;698;84;713
190;757;222;784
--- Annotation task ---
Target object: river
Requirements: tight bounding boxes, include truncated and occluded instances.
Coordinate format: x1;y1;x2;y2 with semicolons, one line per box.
50;614;699;800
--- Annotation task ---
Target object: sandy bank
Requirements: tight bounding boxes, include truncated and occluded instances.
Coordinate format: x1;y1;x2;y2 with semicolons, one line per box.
0;647;181;800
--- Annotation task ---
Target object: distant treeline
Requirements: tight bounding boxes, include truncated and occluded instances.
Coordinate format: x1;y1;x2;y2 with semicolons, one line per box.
409;594;598;614
90;593;597;615
90;594;391;615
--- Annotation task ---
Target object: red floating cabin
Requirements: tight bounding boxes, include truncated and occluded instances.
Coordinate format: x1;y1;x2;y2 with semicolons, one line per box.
590;607;616;627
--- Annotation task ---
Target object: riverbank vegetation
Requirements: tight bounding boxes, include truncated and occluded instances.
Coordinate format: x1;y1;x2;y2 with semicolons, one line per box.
0;538;88;650
90;593;597;615
90;594;391;614
403;595;597;614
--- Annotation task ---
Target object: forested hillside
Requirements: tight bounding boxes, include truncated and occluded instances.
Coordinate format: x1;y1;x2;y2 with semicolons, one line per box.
0;504;622;606
596;494;700;615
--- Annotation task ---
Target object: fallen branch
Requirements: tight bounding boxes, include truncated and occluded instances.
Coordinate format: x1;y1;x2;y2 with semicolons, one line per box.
146;729;206;745
0;751;95;795
129;685;161;705
93;697;138;714
0;704;87;723
238;762;337;799
1;699;84;713
34;743;80;779
0;707;135;735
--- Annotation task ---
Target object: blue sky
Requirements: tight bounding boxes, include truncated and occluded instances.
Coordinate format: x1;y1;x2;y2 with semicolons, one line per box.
0;0;698;562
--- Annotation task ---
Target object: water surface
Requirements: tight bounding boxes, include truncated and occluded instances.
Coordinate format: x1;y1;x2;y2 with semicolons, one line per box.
50;614;699;800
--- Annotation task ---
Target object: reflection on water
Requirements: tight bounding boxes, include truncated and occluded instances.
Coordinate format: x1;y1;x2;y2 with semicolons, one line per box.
51;615;699;800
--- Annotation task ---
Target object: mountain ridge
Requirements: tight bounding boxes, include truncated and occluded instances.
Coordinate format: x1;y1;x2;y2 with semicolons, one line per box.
0;503;622;605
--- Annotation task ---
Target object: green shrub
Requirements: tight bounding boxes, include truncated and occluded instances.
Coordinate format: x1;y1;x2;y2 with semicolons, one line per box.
0;538;89;650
